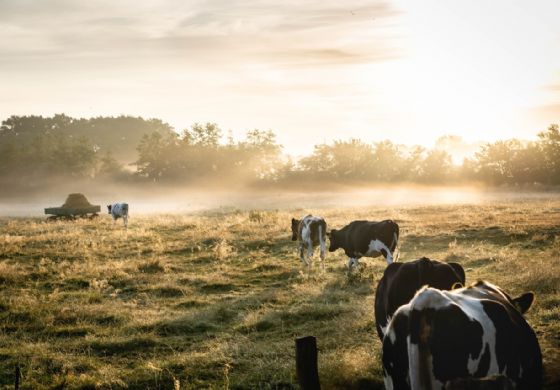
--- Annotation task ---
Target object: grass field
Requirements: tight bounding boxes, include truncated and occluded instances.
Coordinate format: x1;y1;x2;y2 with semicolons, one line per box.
0;199;559;389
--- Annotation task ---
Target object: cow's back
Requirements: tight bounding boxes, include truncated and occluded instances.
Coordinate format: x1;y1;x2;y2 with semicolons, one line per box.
383;284;543;390
342;219;396;245
298;215;326;245
111;202;128;217
375;258;465;340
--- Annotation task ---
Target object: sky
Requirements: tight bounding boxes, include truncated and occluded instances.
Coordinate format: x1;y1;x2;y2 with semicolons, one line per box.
1;0;559;156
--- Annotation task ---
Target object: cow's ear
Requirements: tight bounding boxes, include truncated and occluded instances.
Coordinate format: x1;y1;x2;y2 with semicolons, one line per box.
513;292;535;314
449;262;466;285
292;218;297;224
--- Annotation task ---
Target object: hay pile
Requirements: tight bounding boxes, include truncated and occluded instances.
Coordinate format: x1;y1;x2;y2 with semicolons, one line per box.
62;193;94;208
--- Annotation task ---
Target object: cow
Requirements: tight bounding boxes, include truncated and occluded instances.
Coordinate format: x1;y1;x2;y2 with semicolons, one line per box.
107;203;129;227
291;215;327;268
374;257;465;340
382;281;542;390
327;219;399;269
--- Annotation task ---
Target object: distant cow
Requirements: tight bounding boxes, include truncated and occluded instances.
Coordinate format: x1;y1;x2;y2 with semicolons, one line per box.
382;281;542;390
291;215;327;268
108;203;129;227
374;257;465;340
328;219;399;269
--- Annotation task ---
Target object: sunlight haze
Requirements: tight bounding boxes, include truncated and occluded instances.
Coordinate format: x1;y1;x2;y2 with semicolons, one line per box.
1;0;559;155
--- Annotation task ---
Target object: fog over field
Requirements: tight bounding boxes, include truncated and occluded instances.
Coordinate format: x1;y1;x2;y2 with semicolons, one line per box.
2;185;559;217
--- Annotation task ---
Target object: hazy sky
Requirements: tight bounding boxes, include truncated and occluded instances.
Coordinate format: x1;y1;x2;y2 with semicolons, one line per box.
1;0;559;155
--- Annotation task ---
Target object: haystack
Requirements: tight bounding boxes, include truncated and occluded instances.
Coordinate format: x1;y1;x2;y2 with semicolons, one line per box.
62;193;94;208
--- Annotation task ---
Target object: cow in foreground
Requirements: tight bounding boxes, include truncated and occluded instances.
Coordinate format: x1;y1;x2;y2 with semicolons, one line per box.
328;219;399;269
382;280;542;390
291;215;327;268
374;257;465;340
108;203;129;227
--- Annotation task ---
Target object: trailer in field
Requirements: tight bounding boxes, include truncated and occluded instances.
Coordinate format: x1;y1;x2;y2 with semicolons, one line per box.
44;193;101;221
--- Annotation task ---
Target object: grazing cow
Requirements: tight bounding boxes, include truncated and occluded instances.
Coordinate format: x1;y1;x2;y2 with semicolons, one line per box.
107;203;129;227
374;257;465;340
328;219;399;269
382;281;542;390
291;215;327;268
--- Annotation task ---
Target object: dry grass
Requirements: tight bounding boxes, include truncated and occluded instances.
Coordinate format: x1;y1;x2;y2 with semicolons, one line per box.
0;199;559;389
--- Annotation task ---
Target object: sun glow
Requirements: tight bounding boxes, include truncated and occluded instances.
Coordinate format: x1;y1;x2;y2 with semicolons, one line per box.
0;1;559;155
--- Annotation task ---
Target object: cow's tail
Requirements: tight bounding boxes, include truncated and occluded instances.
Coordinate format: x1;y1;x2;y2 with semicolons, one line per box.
318;221;326;260
391;221;399;262
408;309;433;390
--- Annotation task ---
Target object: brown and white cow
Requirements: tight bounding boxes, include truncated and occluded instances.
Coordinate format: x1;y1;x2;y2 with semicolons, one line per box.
291;215;327;268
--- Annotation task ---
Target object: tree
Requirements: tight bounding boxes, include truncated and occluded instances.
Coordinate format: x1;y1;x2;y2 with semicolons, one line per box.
372;141;406;181
299;139;376;181
537;124;560;184
186;122;222;148
135;132;179;181
419;150;453;183
474;140;523;184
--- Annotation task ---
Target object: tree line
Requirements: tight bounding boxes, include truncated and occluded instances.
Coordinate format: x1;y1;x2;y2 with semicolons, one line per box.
0;114;559;188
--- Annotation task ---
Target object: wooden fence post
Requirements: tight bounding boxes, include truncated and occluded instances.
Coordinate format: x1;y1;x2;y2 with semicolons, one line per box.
15;365;20;390
295;336;320;390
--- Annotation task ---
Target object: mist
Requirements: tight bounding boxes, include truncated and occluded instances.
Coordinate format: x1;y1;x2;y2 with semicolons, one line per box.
2;181;558;218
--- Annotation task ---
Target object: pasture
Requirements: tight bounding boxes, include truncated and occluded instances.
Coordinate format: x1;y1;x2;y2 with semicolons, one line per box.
0;199;559;389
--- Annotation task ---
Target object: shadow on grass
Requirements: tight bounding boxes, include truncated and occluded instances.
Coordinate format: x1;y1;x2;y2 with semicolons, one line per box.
89;336;160;356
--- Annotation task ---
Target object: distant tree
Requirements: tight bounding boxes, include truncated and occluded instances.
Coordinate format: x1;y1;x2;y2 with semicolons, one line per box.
372;141;406;181
537;124;560;184
0;114;176;164
186;122;222;148
419;150;453;183
97;151;127;179
135;132;179;181
239;129;283;180
474;140;523;184
509;142;547;184
403;145;425;180
299;139;375;181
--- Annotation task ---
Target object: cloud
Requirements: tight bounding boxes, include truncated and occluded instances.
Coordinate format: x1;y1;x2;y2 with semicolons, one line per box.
0;0;399;71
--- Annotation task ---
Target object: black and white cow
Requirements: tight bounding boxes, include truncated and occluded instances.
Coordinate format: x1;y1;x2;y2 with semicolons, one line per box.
291;215;327;268
328;219;399;269
374;257;465;340
107;203;129;227
382;281;542;390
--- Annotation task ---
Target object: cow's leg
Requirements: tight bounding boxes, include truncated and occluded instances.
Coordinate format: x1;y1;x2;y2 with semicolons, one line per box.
306;241;314;268
319;245;326;270
347;257;356;269
123;215;128;228
299;243;308;266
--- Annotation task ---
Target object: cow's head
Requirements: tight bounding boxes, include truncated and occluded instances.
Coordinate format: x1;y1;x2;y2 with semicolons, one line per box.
291;218;299;241
107;205;112;214
327;229;339;252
